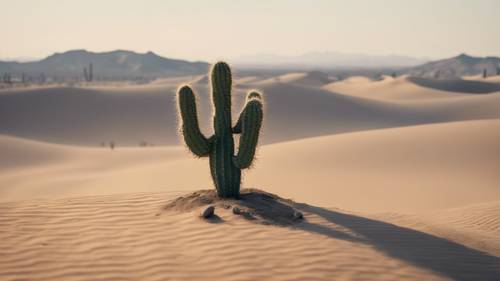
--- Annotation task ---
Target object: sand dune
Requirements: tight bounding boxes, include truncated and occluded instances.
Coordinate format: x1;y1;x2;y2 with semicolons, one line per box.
324;76;443;100
2;77;500;146
249;119;500;212
0;86;180;146
254;71;334;87
0;74;500;146
0;135;73;170
2;119;499;213
1;191;499;281
407;77;500;94
323;76;487;100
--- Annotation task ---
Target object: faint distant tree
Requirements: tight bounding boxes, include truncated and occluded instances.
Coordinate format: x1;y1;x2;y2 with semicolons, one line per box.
434;70;440;79
3;73;12;85
391;72;397;78
497;66;500;76
84;62;94;82
89;63;93;81
110;141;115;150
483;69;487;79
39;72;46;84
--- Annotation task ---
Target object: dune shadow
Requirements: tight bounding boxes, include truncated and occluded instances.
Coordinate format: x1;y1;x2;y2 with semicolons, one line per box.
295;203;500;281
408;76;500;94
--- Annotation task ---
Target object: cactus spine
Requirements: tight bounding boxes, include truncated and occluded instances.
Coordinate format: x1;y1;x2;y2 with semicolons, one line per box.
177;62;263;198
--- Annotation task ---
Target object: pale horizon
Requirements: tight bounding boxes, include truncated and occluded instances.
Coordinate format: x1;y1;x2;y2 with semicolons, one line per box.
1;0;499;62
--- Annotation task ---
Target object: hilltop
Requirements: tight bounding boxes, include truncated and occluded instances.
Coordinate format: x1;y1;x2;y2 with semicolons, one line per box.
0;50;209;79
410;53;500;78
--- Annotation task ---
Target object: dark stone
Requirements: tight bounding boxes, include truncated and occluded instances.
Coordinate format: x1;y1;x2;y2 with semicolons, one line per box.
232;207;242;215
202;206;215;218
200;197;213;204
243;212;254;220
293;211;303;220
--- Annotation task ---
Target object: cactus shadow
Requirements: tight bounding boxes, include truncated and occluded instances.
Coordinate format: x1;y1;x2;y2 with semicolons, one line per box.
203;214;224;224
294;203;500;281
236;191;303;226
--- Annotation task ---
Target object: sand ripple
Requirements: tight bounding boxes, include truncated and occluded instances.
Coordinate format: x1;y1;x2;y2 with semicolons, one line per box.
1;192;499;280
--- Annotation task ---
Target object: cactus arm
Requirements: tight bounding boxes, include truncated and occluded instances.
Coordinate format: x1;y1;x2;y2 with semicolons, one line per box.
247;91;262;100
233;98;263;169
233;92;262;134
233;115;243;134
177;85;211;157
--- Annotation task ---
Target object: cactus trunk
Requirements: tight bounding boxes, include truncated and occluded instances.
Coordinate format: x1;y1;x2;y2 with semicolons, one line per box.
209;133;241;198
176;62;263;198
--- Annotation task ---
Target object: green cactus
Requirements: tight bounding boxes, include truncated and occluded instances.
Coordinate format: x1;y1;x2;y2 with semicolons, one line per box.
177;62;263;198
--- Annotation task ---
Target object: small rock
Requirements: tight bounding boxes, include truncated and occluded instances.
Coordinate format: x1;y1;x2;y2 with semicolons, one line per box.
201;206;215;218
232;207;242;215
293;211;303;220
221;204;232;209
200;197;213;204
242;212;254;220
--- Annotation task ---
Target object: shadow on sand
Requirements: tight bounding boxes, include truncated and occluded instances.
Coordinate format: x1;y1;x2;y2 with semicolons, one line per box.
295;203;500;281
166;189;499;280
408;76;500;94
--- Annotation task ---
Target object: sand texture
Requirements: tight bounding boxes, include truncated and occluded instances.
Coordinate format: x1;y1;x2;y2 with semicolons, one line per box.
1;74;500;280
1;191;500;281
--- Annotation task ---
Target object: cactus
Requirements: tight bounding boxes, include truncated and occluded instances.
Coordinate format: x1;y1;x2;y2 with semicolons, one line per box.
177;62;263;198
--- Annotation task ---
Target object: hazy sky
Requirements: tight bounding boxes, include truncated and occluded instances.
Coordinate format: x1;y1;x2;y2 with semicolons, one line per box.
1;0;499;61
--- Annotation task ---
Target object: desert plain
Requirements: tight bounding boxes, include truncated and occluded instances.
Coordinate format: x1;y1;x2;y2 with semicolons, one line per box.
0;71;500;280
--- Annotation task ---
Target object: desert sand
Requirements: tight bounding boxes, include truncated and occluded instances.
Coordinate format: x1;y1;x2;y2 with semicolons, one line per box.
1;74;500;280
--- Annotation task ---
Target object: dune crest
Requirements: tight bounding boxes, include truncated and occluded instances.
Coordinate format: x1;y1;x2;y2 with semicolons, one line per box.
2;76;500;146
1;119;499;213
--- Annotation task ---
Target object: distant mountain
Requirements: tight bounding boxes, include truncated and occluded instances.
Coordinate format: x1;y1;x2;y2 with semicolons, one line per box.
233;52;428;69
409;54;500;78
0;50;209;79
0;56;39;62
